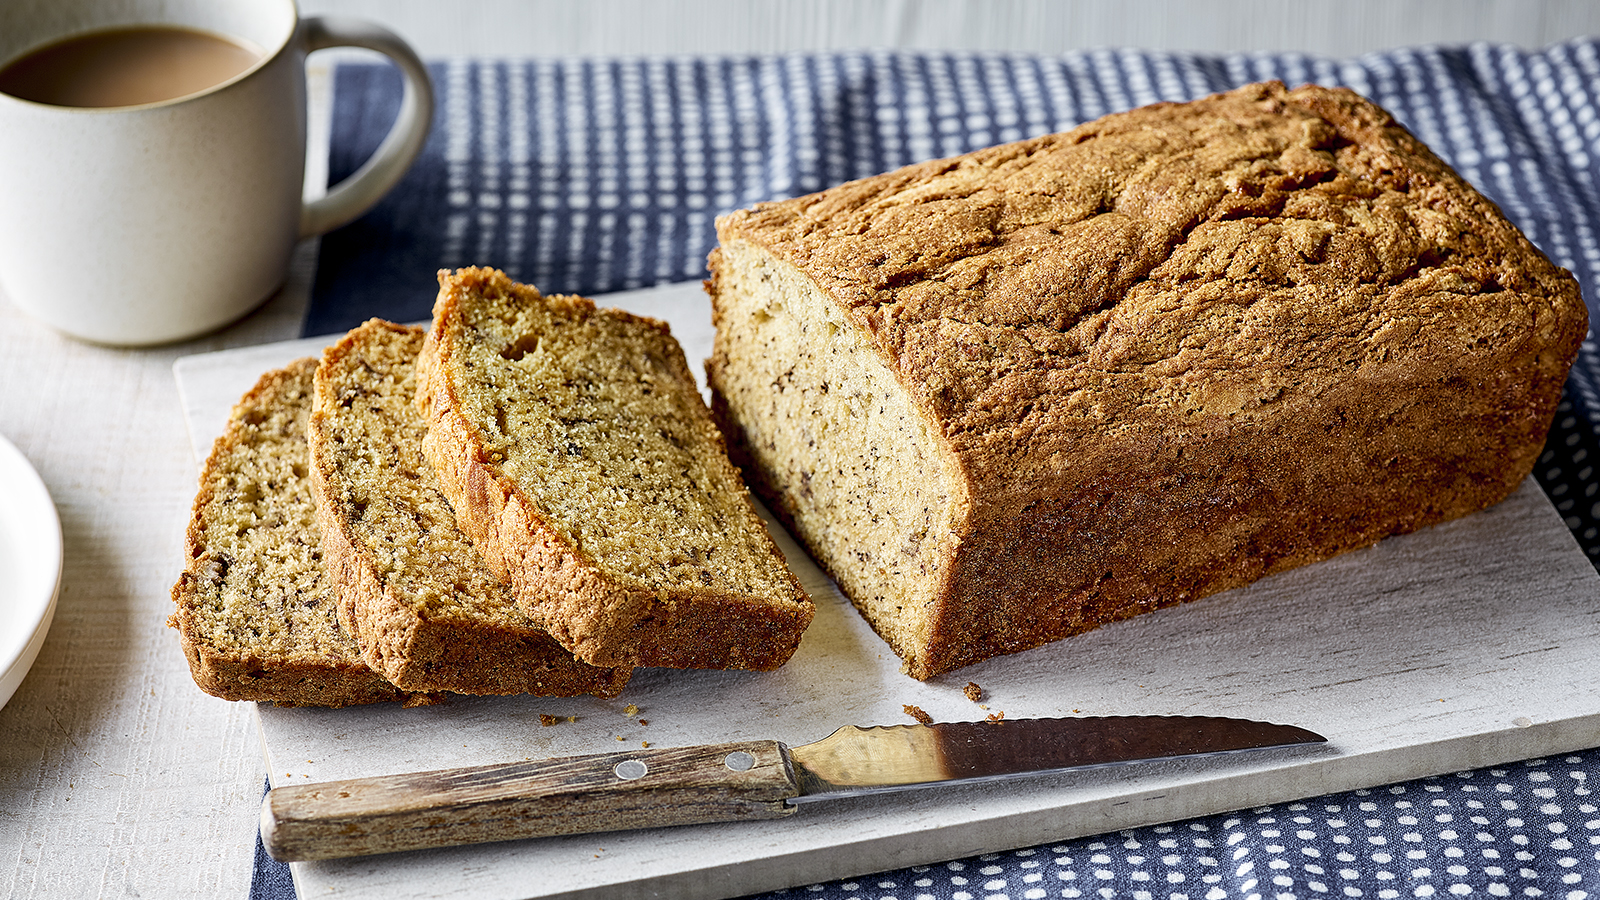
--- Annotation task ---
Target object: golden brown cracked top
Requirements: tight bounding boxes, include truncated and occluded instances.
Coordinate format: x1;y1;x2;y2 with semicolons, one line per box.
717;81;1585;470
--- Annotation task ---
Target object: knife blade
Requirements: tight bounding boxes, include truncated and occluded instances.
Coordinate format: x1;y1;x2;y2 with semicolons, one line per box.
260;715;1325;861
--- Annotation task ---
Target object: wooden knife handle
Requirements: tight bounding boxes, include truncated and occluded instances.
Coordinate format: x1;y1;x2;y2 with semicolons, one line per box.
260;739;799;861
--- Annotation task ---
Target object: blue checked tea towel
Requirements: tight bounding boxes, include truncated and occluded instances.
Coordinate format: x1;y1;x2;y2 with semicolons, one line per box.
255;40;1600;900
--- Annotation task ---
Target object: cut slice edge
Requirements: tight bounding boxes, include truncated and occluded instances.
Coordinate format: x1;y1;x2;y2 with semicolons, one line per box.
415;267;815;670
168;359;412;708
307;319;631;698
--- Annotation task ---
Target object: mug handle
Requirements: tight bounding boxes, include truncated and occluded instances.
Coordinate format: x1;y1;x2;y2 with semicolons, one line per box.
297;17;435;239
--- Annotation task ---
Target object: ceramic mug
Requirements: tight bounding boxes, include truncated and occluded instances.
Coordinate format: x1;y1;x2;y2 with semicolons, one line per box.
0;0;433;346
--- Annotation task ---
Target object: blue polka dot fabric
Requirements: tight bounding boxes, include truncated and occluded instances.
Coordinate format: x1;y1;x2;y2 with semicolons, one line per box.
756;755;1600;899
252;39;1600;900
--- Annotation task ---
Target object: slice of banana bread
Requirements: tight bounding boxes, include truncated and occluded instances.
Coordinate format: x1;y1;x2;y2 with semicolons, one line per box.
307;319;630;697
708;80;1588;679
414;267;813;670
169;360;407;707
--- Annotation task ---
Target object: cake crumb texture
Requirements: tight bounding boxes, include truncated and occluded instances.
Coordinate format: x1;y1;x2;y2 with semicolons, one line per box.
168;360;406;707
308;320;629;698
415;267;814;670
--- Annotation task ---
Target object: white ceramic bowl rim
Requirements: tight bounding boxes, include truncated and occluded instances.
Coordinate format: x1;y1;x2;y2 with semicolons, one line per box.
0;432;63;712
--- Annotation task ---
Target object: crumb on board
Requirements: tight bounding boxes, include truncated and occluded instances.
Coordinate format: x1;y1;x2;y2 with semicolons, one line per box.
639;719;649;726
986;710;1006;723
539;714;558;726
964;682;983;703
615;735;625;742
903;704;933;725
642;741;651;748
624;703;639;717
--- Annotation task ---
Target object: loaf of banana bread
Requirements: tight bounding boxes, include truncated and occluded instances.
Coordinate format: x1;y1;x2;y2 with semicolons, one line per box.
707;80;1587;679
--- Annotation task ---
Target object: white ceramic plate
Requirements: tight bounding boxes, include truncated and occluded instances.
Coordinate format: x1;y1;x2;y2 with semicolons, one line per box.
0;432;61;712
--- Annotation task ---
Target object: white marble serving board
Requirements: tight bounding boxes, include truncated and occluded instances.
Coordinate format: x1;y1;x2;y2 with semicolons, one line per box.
174;280;1600;900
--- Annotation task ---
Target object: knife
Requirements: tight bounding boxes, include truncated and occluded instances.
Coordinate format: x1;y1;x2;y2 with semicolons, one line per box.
260;714;1325;861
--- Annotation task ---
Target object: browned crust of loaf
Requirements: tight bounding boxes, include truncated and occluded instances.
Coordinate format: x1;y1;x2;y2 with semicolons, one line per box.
712;81;1588;679
168;617;405;707
307;320;630;698
168;360;408;707
415;267;813;670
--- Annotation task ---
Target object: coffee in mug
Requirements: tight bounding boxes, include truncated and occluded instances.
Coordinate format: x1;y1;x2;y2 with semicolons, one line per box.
0;0;434;346
0;26;262;108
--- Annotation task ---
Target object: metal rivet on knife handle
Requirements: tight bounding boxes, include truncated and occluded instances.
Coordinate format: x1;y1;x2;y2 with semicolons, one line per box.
724;751;755;771
614;759;648;780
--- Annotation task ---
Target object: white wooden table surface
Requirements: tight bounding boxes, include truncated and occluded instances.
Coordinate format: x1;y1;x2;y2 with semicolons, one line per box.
2;3;1597;898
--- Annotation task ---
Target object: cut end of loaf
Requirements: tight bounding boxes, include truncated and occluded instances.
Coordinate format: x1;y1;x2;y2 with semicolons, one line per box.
706;242;967;679
415;267;814;671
